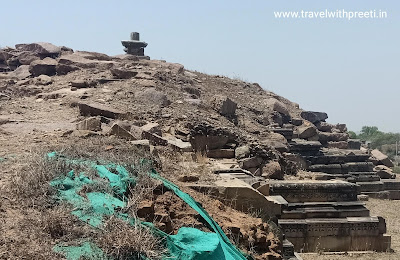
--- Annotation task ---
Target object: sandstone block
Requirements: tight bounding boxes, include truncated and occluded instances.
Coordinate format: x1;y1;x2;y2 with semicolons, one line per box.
300;111;328;123
78;102;124;119
371;149;394;168
296;124;317;139
76;117;101;131
262;161;283;180
213;96;237;116
266;98;289;116
29;57;57;76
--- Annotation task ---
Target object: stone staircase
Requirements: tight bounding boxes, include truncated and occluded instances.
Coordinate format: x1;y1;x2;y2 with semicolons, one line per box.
269;180;391;252
293;141;400;200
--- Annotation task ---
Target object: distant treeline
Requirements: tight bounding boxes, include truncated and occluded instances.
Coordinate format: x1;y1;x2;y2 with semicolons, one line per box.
349;126;400;159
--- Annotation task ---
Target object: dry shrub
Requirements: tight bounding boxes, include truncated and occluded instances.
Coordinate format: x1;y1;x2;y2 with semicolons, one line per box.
157;146;215;183
125;169;161;217
2;135;162;259
97;217;166;260
0;205;88;260
8;150;86;207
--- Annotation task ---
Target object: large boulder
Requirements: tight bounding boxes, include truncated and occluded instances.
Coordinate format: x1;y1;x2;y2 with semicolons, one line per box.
235;145;251;159
0;50;12;62
371;149;394;167
29;57;57;76
315;122;333;132
135;89;171;106
110;67;138;79
15;42;61;58
57;53;116;70
374;165;395;179
77;102;125;119
212;96;237;116
17;52;40;65
239;156;263;169
266;98;289;116
300;111;328;124
9;65;31;79
74;51;112;61
33;75;53;85
262;161;283;180
56;64;80;75
189;124;236;152
260;132;289;152
334;123;347;132
295;124;317;139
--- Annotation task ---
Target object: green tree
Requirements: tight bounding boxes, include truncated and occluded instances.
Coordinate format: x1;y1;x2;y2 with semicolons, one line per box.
348;131;357;139
354;126;400;158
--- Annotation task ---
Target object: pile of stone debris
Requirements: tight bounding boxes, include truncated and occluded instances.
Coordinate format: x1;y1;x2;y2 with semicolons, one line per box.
1;36;397;259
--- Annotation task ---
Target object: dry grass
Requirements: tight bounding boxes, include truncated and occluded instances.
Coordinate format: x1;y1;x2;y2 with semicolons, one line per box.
300;198;400;260
157;146;216;184
97;217;166;260
1;136;166;259
0;205;89;259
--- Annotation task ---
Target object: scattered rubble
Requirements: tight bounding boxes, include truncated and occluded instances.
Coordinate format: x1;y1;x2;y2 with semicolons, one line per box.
1;38;397;260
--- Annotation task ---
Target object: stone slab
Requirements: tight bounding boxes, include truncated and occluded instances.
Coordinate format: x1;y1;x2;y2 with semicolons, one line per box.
269;180;359;202
78;102;125;119
279;216;383;237
287;234;390;252
356;181;384;192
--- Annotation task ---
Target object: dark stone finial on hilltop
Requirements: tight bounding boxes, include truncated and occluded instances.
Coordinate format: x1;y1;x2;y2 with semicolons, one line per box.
130;32;140;41
121;32;148;57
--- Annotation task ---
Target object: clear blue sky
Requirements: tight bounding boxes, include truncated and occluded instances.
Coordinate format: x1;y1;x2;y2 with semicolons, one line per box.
2;1;399;132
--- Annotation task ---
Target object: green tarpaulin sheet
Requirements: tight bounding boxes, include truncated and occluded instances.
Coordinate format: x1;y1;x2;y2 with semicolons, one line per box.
48;153;249;260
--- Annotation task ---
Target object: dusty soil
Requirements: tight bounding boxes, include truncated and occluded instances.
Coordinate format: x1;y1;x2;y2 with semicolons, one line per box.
300;198;400;260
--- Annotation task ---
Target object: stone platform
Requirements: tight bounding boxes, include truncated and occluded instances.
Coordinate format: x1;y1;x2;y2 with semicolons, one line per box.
269;180;359;202
280;217;390;252
269;180;391;252
281;201;370;219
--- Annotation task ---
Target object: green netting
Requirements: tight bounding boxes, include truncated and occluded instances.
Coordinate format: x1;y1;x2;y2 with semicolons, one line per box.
53;242;107;260
48;153;249;260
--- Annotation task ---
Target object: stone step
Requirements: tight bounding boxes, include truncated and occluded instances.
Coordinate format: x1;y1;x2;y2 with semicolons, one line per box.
282;206;370;219
289;139;322;155
308;164;343;173
279;216;386;237
363;190;400;200
283;201;369;219
382;179;400;190
279;217;390;252
324;172;380;183
287;201;366;208
269;180;359;202
356;181;384;192
304;154;370;165
272;128;294;141
216;171;259;185
309;162;374;174
346;162;374;172
347;174;381;183
282;239;295;259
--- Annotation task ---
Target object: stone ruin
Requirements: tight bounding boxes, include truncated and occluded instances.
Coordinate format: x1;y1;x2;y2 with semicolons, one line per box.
121;32;149;59
184;110;396;258
1;37;398;259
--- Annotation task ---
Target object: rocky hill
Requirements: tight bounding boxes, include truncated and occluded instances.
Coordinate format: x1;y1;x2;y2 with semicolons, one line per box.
1;42;392;260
